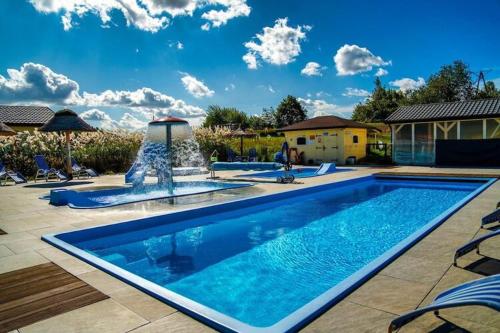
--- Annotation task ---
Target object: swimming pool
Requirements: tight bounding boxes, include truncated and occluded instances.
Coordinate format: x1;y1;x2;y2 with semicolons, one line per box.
237;167;350;179
48;181;253;209
43;175;494;332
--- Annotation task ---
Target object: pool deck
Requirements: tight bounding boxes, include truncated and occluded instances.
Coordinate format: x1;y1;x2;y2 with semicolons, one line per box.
0;166;499;333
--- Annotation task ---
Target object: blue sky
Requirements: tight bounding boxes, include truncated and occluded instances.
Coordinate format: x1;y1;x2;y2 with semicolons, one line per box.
0;0;499;129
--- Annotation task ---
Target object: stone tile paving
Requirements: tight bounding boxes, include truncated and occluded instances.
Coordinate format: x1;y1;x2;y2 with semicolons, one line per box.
0;167;499;332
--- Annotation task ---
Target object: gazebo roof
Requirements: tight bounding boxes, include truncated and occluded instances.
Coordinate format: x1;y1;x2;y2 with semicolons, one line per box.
0;121;16;136
40;109;95;132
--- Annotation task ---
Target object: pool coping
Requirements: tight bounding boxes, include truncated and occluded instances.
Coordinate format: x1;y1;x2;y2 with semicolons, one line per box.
41;175;497;333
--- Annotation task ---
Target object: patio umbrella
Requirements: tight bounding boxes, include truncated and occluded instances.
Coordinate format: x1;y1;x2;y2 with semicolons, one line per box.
0;122;16;136
225;128;257;157
40;109;95;180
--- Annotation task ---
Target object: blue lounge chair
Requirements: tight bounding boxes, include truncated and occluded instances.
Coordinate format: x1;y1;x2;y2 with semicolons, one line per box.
0;162;27;185
71;158;98;178
34;155;67;182
481;208;500;228
388;274;500;333
454;229;500;266
226;148;241;162
248;148;258;162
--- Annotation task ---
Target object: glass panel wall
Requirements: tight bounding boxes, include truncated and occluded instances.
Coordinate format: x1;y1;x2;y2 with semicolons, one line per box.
486;118;500;138
436;121;457;140
414;123;434;164
393;124;412;164
460;120;483;139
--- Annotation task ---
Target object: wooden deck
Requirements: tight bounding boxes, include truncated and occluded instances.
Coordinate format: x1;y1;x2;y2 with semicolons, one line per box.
0;263;109;332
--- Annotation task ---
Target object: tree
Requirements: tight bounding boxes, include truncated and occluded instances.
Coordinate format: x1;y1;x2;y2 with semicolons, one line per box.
475;81;500;99
275;95;307;128
409;60;475;104
202;105;249;128
351;77;406;122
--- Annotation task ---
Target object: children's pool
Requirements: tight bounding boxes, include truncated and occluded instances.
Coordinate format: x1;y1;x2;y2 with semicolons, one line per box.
237;167;350;179
43;175;494;332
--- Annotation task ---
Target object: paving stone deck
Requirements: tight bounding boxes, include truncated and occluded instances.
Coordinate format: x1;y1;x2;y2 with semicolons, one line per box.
0;166;499;333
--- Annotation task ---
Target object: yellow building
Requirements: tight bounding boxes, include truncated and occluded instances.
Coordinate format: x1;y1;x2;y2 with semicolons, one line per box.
278;116;373;165
0;105;54;133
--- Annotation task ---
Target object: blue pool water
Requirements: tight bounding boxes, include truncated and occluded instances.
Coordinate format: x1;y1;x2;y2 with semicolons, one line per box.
237;167;350;179
45;176;492;332
48;181;253;208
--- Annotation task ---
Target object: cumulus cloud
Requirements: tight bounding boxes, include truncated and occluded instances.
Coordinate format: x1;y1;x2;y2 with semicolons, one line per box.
389;77;425;92
141;0;198;16
243;18;311;69
180;73;214;98
0;62;205;122
342;87;370;98
29;0;250;32
29;0;169;32
298;98;355;118
0;62;80;104
375;68;389;76
80;108;118;130
301;62;325;76
334;44;390;76
118;112;147;130
201;0;251;30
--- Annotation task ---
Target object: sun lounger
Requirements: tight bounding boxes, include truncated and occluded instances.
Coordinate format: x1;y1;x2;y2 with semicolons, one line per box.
248;148;258;162
226;148;241;162
34;155;67;182
454;229;500;266
0;162;27;185
388;274;500;333
315;163;336;175
71;158;98;178
481;208;500;228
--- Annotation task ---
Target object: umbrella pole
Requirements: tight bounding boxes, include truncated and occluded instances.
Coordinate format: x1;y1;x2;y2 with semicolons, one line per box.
65;131;72;179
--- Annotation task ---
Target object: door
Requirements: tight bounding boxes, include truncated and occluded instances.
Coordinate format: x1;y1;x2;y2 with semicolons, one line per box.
315;133;338;162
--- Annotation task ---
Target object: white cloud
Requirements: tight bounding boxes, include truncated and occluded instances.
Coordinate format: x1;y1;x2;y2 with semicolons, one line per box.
141;0;198;16
334;44;390;76
29;0;169;32
301;62;325;76
118;112;147;130
268;85;275;93
298;98;355;118
0;62;80;103
342;87;370;98
375;68;389;76
180;73;214;98
0;62;205;122
243;18;311;69
29;0;250;32
80;108;118;130
224;83;235;91
201;0;251;30
315;91;331;98
390;77;425;92
168;40;184;49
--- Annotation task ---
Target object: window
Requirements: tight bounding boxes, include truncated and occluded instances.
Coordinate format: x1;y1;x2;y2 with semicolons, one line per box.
414;123;434;164
352;135;359;143
486;119;500;139
394;124;412;164
460;120;483;139
296;137;306;145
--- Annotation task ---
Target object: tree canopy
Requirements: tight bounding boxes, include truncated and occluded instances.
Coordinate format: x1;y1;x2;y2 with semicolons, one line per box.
352;60;500;122
202;105;249;128
275;95;308;128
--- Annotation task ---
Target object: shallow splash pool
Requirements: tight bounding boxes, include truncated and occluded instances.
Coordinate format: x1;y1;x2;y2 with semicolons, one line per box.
43;175;494;332
48;181;253;209
237;166;350;179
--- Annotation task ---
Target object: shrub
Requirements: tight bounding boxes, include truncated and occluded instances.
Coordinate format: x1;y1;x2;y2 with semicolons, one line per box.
0;130;143;176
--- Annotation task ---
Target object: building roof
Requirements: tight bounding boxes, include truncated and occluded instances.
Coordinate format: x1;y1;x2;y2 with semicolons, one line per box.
278;116;374;132
385;98;500;124
40;109;95;132
0;105;54;126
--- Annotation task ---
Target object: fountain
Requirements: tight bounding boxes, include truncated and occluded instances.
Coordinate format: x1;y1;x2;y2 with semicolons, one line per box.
48;117;253;209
